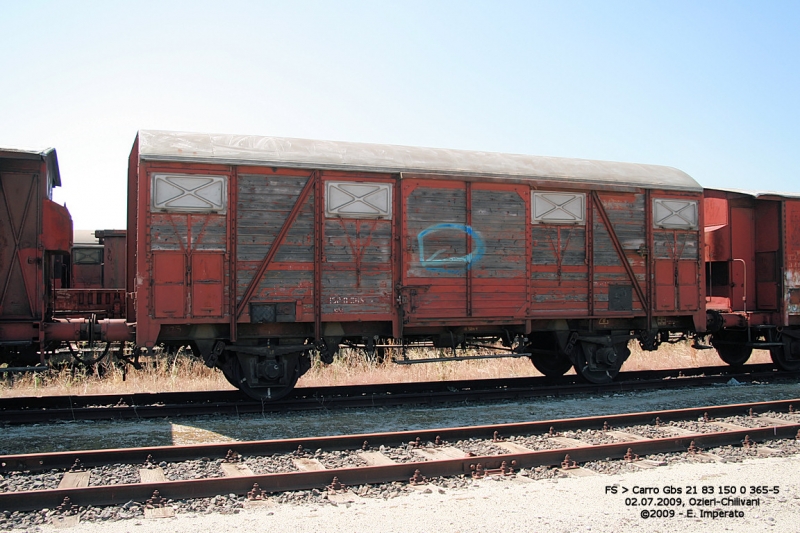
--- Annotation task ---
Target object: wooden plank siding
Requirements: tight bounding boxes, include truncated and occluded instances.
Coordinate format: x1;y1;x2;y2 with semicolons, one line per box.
531;225;588;314
321;218;393;318
235;174;315;322
591;192;647;314
137;159;707;347
470;186;528;317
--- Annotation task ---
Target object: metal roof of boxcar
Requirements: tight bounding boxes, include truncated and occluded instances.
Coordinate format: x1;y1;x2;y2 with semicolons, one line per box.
0;147;61;187
137;130;701;192
705;187;800;200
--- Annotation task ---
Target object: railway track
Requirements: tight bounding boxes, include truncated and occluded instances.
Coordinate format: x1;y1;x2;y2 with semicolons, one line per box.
1;364;796;424
0;399;797;516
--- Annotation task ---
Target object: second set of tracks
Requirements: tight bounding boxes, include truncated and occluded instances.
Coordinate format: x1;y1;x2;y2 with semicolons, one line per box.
0;363;797;424
0;398;798;513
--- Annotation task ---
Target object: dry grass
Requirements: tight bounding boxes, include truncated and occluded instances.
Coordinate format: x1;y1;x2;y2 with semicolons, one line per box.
0;341;773;398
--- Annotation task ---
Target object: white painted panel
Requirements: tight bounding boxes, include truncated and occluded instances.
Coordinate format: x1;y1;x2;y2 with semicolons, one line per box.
326;181;392;219
532;192;585;224
152;174;227;213
653;199;697;229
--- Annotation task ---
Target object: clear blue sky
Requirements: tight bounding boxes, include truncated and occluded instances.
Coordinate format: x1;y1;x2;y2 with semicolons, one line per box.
1;1;798;229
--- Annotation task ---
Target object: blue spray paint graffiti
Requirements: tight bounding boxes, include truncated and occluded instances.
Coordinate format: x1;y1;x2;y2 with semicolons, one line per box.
417;223;485;272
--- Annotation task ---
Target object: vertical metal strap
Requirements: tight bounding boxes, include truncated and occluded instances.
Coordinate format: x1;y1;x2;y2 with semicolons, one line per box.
466;181;472;318
313;171;323;340
644;189;653;328
587;192;594;317
229;167;238;342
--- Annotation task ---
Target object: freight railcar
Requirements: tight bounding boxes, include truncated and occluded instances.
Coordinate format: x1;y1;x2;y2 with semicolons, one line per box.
703;188;800;371
127;131;708;399
0;148;72;364
52;230;127;319
4;132;799;399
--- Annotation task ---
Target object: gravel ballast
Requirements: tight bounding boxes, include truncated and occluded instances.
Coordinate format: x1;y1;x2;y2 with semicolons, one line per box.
15;455;798;533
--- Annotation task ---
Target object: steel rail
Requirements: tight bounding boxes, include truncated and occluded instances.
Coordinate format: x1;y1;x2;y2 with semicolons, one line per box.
0;364;793;425
1;398;796;472
0;363;783;409
0;404;797;511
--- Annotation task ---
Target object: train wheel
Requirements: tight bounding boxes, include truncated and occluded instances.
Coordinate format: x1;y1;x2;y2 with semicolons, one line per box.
219;356;241;389
770;336;800;371
530;353;573;377
526;333;572;377
711;331;752;366
221;354;301;401
573;341;628;384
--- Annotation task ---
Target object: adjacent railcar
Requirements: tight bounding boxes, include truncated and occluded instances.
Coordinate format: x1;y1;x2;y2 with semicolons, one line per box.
53;230;127;319
703;188;800;371
0;148;72;364
128;131;707;399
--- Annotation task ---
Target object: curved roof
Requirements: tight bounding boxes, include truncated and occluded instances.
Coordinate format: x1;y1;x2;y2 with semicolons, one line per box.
137;130;700;192
705;187;800;200
0;147;61;187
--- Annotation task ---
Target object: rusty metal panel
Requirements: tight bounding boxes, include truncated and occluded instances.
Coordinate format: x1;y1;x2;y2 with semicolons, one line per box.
653;231;700;311
654;260;674;310
152;252;185;318
148;208;228;320
784;200;800;318
96;231;126;289
754;200;780;310
677;261;698;310
42;199;72;253
53;289;125;318
730;207;755;311
191;253;224;317
238;269;313;321
71;246;104;288
0;166;42;320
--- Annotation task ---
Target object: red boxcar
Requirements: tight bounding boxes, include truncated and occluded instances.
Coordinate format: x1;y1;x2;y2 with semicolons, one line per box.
0;148;72;364
127;131;707;398
53;229;127;319
703;188;800;370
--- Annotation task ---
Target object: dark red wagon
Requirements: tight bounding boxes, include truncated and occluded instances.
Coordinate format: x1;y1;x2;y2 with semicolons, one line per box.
126;131;707;399
0;148;72;364
703;188;800;371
